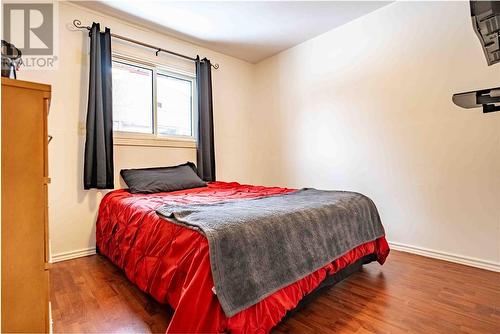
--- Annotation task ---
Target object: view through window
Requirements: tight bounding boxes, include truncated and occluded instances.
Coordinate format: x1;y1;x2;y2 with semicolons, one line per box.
112;58;195;138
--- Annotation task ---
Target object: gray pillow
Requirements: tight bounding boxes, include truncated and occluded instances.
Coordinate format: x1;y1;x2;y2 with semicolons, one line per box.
120;162;207;194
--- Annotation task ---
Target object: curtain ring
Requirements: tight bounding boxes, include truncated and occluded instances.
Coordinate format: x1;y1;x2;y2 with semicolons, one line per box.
156;49;161;56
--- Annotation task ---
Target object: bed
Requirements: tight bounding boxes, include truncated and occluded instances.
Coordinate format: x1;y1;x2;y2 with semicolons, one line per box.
96;181;389;333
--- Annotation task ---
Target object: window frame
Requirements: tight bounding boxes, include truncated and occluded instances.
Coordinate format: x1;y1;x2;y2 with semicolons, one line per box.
111;53;197;148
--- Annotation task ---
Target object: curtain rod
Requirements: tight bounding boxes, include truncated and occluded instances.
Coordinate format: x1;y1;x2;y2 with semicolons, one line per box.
72;20;219;70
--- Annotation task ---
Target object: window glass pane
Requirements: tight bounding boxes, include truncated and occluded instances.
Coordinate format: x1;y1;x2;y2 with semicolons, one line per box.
157;73;193;137
112;61;153;133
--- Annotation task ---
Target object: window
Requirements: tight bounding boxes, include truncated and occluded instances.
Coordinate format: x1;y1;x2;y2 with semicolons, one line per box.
112;61;153;133
111;56;195;141
157;73;193;137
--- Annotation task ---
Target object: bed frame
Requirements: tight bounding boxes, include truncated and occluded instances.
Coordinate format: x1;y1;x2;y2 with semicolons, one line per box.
281;253;377;321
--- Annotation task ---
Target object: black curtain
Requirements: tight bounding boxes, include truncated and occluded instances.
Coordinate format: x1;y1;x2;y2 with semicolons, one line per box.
195;56;216;182
84;23;114;189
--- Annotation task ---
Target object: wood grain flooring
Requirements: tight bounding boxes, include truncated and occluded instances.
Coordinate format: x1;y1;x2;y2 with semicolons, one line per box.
50;251;500;333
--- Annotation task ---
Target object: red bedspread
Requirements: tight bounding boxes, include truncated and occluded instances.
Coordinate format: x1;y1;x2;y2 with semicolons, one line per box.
96;181;389;333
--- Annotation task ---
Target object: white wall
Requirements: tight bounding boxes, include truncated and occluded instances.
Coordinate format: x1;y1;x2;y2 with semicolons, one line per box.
17;2;257;259
252;1;500;267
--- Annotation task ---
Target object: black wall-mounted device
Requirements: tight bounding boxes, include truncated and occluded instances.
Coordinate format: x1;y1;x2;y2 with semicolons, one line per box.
452;87;500;113
471;1;500;66
452;2;499;114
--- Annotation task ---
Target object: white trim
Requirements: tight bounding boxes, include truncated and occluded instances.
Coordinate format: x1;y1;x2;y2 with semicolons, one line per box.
113;135;196;148
50;242;500;273
51;247;96;263
112;52;195;77
388;241;500;272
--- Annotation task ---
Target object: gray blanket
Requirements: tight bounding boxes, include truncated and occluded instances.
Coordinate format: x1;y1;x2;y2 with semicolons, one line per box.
156;189;385;317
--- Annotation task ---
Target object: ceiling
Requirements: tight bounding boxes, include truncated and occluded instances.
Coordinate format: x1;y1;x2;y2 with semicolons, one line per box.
76;1;391;63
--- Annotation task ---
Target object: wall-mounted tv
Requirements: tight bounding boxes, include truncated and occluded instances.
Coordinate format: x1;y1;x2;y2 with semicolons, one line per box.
471;0;500;66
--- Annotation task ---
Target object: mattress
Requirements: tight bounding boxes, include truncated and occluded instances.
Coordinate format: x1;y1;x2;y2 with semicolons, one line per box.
96;181;390;333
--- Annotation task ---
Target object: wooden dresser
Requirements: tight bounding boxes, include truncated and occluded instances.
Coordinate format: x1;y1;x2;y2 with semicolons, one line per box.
1;78;51;332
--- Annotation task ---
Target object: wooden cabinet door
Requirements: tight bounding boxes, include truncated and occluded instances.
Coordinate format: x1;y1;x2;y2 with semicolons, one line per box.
1;79;50;333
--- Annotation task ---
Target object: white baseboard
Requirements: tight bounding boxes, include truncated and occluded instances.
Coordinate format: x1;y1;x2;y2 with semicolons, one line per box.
388;241;500;272
49;243;500;273
50;247;96;263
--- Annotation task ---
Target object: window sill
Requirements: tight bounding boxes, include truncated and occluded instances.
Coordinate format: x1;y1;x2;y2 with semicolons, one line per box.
113;135;196;149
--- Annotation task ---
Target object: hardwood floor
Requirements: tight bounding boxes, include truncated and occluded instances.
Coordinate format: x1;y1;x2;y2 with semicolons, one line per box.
50;255;171;332
50;251;500;333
